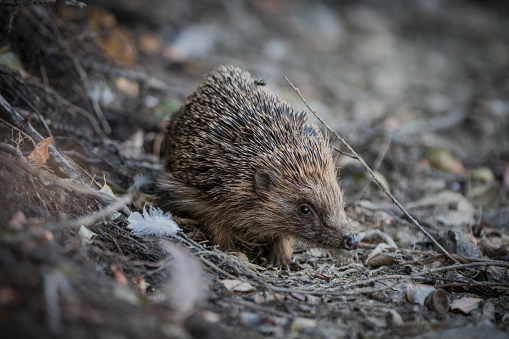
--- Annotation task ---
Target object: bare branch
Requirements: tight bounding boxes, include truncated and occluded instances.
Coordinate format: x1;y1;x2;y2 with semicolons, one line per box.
0;93;87;183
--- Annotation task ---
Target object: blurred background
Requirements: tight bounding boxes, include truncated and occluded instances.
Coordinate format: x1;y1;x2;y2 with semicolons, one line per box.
79;0;509;204
1;2;509;337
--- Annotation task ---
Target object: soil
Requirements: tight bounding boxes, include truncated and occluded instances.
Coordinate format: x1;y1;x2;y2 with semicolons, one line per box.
0;1;508;338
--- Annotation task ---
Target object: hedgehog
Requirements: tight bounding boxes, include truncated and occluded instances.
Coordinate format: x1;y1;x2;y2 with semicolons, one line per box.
158;65;358;266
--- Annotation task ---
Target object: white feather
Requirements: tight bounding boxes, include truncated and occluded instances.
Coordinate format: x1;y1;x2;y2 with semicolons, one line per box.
161;241;206;318
127;204;181;237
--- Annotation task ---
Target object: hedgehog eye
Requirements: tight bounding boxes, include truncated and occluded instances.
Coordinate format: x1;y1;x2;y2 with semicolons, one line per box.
299;205;312;216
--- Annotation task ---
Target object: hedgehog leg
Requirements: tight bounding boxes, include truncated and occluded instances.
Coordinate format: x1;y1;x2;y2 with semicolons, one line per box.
267;236;293;267
202;222;238;252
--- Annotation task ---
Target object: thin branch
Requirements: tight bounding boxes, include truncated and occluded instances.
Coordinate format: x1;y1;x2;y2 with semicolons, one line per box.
226;298;292;318
331;145;358;159
4;194;132;242
284;76;460;265
7;82;54;144
0;93;87;183
269;261;509;296
37;12;111;134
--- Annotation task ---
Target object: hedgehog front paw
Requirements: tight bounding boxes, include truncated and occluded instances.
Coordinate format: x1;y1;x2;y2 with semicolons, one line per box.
204;223;238;252
267;236;293;267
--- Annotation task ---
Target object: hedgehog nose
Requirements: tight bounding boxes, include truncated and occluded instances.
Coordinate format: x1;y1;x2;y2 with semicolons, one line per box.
342;233;359;250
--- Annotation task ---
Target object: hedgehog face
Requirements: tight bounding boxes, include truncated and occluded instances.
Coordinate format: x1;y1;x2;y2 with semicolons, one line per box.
254;168;358;250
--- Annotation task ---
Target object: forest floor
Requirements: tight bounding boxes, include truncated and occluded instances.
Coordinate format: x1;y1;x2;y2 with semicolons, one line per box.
1;1;509;338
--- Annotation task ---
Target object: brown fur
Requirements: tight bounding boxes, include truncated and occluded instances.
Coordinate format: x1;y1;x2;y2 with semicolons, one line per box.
158;65;357;265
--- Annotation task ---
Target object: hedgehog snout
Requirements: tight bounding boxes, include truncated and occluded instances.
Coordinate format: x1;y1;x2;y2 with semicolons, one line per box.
342;233;359;250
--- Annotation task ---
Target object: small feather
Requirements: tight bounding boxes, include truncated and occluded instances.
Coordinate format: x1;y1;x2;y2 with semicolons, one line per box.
161;241;206;318
127;204;181;237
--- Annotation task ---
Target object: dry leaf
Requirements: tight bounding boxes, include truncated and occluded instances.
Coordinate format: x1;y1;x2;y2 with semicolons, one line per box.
100;177;122;220
363;243;396;267
450;296;483;314
470;167;495;183
234;252;249;262
27;137;51;165
427;147;466;175
424;289;449;317
478;236;509;258
221;279;256;293
89;8;137;66
406;283;436;305
364;253;396;267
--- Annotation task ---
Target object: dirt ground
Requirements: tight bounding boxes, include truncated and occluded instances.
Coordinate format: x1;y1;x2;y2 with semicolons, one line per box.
1;1;509;338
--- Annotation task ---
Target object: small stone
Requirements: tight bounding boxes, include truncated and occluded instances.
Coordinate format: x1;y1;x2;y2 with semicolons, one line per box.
290;317;317;332
240;312;262;326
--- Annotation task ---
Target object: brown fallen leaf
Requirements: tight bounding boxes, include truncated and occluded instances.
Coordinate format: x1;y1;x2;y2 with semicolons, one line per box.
450;296;483;314
406;283;436;305
363;243;397;267
234;251;249;262
364;253;396;267
478;236;509;258
221;279;256;293
27;137;51;166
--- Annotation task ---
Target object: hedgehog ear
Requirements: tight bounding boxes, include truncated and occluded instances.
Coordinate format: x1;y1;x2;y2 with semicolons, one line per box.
254;169;275;197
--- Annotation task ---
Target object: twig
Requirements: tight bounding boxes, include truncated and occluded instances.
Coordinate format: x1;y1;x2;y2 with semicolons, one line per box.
226;298;292;318
30;79;107;139
5;194;132;242
7;82;54;144
271;274;418;296
0;93;87;183
416;261;509;273
38;12;111;134
269;260;509;296
90;62;186;98
284;77;460;265
331;145;357;159
435;282;509;289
